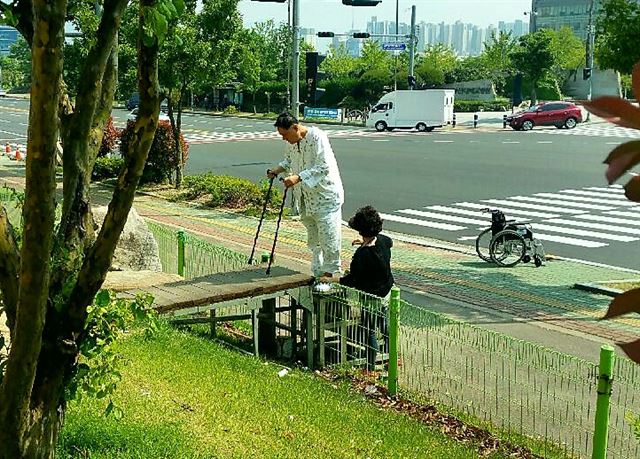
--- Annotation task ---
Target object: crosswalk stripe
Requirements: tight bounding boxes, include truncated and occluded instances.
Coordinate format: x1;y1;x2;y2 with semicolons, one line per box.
480;199;588;214
533;192;635;206
583;186;626;194
380;213;466;231
533;233;608;248
572;214;640;226
559;189;628;199
453;202;560;219
545;218;640;235
397;209;488;225
425;205;531;222
533;223;637;242
604;210;640;219
507;195;613;211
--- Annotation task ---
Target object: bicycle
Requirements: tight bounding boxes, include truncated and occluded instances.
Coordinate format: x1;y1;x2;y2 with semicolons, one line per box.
475;208;545;268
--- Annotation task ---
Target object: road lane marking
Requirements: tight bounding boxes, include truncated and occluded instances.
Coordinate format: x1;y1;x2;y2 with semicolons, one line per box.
507;195;613;211
433;140;453;143
533;233;607;248
397;209;488;226
454;202;561;219
533;223;636;242
380;213;465;231
480;199;589;214
533;192;633;206
545;218;640;235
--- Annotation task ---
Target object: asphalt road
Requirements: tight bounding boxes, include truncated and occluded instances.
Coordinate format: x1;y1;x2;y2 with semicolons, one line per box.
2;98;639;270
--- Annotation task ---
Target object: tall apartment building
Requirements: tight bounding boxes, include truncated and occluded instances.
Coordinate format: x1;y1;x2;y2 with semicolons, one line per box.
0;26;19;56
530;0;597;39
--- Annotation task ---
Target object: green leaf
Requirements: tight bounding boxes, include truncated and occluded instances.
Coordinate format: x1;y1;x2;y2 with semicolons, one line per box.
173;0;185;15
95;290;111;307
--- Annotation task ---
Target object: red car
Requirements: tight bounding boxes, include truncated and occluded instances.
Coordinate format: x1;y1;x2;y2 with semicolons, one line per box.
507;101;583;131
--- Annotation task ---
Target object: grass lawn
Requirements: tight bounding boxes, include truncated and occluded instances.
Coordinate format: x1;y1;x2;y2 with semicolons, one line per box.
57;324;502;458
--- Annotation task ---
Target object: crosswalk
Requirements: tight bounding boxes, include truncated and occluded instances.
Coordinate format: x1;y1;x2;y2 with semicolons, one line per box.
535;124;640;139
380;185;640;249
179;127;435;144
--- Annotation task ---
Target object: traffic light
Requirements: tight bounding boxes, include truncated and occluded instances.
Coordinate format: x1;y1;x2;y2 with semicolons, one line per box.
342;0;382;5
305;52;327;106
352;32;371;38
317;32;335;38
583;67;592;80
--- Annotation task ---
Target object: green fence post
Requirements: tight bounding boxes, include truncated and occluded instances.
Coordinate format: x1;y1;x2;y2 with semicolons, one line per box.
177;230;186;277
388;286;400;397
593;344;615;459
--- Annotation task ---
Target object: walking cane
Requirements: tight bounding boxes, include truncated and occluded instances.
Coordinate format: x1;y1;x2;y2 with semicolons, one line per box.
248;175;275;265
266;182;289;276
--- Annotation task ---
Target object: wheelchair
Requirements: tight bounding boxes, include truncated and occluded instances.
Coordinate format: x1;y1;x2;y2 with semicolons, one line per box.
475;208;546;267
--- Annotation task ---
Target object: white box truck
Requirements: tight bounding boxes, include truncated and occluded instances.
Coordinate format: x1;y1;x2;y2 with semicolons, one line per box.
366;89;455;132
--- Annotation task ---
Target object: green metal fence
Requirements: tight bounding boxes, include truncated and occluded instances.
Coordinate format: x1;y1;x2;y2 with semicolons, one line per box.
313;281;640;459
397;300;640;459
147;221;249;278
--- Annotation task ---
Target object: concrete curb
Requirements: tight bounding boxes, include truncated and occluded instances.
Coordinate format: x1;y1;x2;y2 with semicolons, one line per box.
574;283;621;297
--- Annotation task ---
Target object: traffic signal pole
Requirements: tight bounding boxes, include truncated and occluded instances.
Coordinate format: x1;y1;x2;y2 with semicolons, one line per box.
409;5;416;89
292;0;300;118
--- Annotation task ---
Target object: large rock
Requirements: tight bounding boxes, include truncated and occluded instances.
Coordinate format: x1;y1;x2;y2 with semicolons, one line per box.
93;206;163;272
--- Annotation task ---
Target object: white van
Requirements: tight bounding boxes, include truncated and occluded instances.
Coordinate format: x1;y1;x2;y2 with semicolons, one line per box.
366;89;455;132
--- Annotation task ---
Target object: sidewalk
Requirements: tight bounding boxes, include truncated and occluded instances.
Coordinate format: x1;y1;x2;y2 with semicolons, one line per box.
0;163;637;364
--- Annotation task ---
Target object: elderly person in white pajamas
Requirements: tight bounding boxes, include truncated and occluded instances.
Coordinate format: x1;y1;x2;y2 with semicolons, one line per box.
267;112;344;279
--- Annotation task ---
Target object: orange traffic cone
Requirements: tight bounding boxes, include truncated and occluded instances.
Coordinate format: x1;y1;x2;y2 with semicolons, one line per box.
4;143;9;156
14;146;22;161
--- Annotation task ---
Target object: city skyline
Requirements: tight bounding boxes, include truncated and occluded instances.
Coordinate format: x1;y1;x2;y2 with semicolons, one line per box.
301;17;528;57
239;0;533;31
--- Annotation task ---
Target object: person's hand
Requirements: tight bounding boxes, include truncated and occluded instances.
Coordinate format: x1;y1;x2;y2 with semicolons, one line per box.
283;175;301;188
351;237;364;246
266;168;278;179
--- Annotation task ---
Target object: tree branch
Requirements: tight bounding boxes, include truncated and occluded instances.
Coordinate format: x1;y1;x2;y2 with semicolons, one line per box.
59;0;128;244
0;205;20;337
0;0;66;447
67;1;160;334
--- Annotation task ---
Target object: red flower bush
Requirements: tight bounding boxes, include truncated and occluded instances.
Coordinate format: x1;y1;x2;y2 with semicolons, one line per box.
99;116;119;157
119;119;189;184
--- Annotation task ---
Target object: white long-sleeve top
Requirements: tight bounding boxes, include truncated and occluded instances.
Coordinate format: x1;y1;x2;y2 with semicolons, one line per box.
278;126;344;214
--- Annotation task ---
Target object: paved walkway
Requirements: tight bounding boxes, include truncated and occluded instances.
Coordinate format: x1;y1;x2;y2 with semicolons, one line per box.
0;161;637;364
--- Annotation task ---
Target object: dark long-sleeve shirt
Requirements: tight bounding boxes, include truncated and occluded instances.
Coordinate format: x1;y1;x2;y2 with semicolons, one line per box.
340;234;394;298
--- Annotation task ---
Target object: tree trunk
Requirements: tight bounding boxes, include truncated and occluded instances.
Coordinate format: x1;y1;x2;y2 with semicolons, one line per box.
530;82;537;105
0;0;66;453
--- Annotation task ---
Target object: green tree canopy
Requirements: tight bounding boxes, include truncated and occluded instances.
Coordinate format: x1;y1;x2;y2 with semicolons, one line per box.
595;0;640;74
511;30;555;103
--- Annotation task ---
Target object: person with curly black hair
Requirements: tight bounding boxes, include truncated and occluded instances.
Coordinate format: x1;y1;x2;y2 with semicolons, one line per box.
321;205;394;372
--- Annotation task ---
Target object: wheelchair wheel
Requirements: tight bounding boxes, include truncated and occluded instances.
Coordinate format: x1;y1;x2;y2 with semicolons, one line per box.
490;230;526;267
475;228;493;263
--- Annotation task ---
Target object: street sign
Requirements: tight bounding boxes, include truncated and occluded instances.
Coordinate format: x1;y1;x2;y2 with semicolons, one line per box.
304;107;340;120
382;42;406;51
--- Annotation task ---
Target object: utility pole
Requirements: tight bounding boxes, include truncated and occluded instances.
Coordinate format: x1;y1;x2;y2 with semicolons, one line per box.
292;0;300;118
286;0;292;110
585;0;595;121
394;0;399;90
408;5;416;87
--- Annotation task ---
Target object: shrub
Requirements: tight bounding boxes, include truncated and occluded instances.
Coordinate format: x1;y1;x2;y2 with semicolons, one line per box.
119;120;189;184
92;156;124;181
180;173;282;209
454;99;510;112
223;105;238;115
99;116;119;157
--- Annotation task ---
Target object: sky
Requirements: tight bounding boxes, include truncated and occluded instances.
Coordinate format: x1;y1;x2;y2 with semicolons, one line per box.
238;0;533;31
